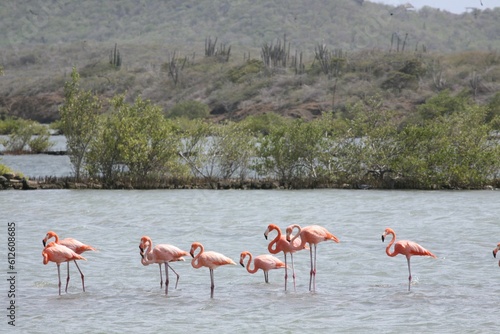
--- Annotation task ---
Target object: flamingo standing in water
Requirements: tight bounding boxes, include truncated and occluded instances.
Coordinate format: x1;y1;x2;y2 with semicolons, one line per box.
264;224;307;291
286;224;339;292
42;242;86;295
190;242;236;298
139;236;189;295
492;243;500;266
382;227;437;291
239;251;286;283
42;231;96;293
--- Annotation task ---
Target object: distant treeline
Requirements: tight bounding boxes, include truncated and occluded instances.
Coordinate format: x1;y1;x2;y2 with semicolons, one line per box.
46;68;500;190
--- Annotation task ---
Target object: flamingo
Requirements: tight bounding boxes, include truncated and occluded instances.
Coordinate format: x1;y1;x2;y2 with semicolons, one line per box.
492;243;500;266
189;242;236;298
264;224;308;291
382;227;437;291
42;242;86;295
42;231;96;293
286;224;339;292
239;251;286;283
138;236;189;295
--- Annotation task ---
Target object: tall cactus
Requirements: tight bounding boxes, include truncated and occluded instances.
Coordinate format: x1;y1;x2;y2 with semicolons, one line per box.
109;43;122;68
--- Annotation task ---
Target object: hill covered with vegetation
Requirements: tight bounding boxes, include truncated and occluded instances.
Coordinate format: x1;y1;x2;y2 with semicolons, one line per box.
0;0;499;124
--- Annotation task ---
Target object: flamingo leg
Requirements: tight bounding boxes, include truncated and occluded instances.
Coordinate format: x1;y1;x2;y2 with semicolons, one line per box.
167;263;181;290
209;268;215;299
264;271;269;283
57;263;62;296
158;263;163;288
312;244;317;292
407;257;412;292
308;245;314;291
65;261;70;293
164;263;169;296
290;253;297;292
283;253;288;291
73;260;85;292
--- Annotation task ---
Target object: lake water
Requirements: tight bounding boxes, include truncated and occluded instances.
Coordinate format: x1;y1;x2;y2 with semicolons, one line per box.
1;188;499;333
1;135;73;178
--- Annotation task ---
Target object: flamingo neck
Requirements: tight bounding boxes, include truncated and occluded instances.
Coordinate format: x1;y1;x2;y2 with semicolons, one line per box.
244;254;259;274
267;227;282;254
191;245;204;269
141;241;154;265
385;232;398;257
288;225;306;251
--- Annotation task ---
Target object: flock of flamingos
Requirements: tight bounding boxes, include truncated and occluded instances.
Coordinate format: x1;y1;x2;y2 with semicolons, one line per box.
41;225;500;298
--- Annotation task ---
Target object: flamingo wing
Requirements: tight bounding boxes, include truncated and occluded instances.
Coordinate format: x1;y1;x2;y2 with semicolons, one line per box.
396;240;436;258
302;225;340;244
254;254;286;270
200;251;236;269
43;243;86;264
60;238;96;254
154;244;189;262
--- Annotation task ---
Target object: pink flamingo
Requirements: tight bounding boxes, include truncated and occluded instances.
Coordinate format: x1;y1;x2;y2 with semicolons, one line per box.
492;243;500;266
42;242;86;295
239;251;286;283
190;242;236;298
264;224;307;291
382;227;437;291
42;231;96;293
139;236;189;295
286;224;340;292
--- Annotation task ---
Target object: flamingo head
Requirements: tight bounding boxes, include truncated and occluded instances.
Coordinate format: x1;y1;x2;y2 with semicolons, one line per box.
239;251;250;267
381;228;395;242
190;242;202;258
42;231;57;247
264;224;278;240
493;243;500;258
285;224;299;242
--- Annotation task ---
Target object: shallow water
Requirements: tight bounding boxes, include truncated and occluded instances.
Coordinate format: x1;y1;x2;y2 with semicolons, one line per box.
1;188;499;333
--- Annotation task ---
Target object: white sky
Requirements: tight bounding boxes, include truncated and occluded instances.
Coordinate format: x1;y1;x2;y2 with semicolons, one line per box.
369;0;498;14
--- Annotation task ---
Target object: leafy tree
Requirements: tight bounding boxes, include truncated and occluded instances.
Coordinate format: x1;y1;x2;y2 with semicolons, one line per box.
177;119;212;179
86;95;182;184
59;67;102;180
397;105;500;188
209;122;255;180
85;111;124;182
119;96;181;181
315;113;366;185
254;118;325;185
178;120;254;180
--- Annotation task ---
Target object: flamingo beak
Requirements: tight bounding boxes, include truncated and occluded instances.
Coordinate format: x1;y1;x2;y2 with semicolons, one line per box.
190;251;194;258
381;235;385;242
240;262;244;267
42;240;46;247
494;249;497;258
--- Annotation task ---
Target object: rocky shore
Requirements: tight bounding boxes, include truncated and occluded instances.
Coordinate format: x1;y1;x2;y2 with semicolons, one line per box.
0;173;311;190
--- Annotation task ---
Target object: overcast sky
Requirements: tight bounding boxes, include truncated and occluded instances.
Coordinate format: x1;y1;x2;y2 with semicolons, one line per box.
369;0;497;14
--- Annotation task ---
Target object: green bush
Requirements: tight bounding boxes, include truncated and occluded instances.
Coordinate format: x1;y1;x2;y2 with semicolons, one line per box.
227;59;264;83
0;117;22;135
0;120;53;153
167;100;210;119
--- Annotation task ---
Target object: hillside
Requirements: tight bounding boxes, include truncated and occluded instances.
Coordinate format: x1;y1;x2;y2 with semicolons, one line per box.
1;0;500;123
